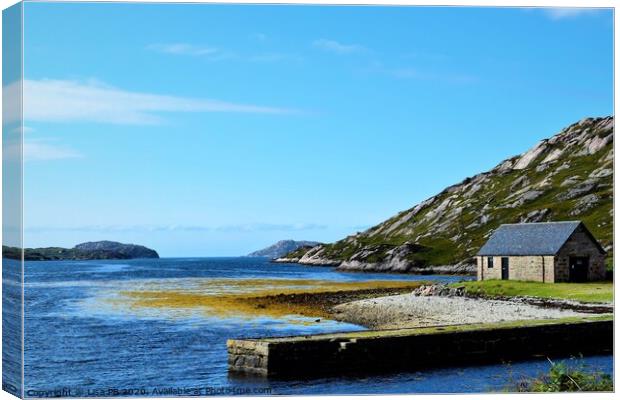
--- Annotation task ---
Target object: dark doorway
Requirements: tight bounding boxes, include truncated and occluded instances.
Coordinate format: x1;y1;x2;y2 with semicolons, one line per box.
569;257;589;282
501;257;509;280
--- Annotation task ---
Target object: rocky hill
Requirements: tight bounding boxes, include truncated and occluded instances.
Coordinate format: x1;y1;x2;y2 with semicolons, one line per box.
3;240;159;261
247;240;321;259
271;244;324;263
284;116;613;274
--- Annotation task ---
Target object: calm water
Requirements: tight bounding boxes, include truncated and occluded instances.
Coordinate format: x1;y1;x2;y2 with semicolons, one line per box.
5;257;612;396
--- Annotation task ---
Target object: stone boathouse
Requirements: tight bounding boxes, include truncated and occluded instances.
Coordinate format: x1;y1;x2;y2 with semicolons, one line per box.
476;221;606;283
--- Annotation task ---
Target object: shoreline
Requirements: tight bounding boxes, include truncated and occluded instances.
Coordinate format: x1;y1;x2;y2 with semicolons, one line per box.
243;286;423;324
331;293;611;330
270;259;477;276
242;284;612;330
119;279;430;324
118;275;612;331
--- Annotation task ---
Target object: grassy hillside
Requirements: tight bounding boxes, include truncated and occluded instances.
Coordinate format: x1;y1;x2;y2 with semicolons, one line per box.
290;116;613;271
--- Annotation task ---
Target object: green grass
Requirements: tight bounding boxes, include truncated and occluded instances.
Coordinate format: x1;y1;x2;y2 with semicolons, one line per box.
452;280;613;303
511;358;613;392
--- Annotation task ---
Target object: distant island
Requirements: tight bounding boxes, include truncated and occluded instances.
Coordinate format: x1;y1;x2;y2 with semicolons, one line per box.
247;240;321;259
2;240;159;261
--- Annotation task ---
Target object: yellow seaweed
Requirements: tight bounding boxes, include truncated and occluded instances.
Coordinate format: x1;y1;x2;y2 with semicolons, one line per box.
117;278;425;321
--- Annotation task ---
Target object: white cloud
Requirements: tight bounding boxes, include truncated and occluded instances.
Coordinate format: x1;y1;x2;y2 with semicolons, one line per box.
389;67;477;84
4;138;82;162
26;223;327;233
17;79;295;125
148;39;307;64
10;126;35;134
363;62;477;84
147;43;236;61
3;80;21;123
544;7;600;20
147;43;219;56
249;52;302;63
213;223;327;232
312;39;366;55
24;139;83;161
401;51;450;61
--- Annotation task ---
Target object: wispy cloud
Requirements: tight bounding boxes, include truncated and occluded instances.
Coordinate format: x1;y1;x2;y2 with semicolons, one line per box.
147;43;236;61
543;7;601;20
312;39;367;55
362;62;477;85
3;80;21;123
24;139;83;161
249;52;302;63
10;126;36;134
149;38;302;64
214;223;327;233
5;138;83;162
5;125;79;162
389;67;478;84
147;43;223;57
401;51;450;61
26;223;327;233
16;79;295;125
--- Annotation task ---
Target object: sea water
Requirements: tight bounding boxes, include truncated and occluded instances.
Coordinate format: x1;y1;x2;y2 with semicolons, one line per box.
5;257;612;395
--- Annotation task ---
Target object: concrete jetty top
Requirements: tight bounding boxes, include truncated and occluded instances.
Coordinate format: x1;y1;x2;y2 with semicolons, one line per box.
228;316;613;378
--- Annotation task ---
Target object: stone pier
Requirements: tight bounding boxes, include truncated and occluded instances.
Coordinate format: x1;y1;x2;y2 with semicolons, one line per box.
228;316;612;378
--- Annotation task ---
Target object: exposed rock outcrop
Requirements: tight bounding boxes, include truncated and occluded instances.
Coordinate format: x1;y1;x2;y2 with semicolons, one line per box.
412;284;466;297
248;240;320;258
280;116;613;275
297;245;341;266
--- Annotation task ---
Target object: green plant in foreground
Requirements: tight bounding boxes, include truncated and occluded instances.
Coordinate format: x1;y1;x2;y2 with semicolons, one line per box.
513;358;613;392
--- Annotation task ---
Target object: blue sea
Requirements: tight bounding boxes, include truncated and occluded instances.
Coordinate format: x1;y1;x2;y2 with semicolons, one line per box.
2;257;613;396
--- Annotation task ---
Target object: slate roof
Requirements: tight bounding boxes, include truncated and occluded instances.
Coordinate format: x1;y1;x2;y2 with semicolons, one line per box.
477;221;603;256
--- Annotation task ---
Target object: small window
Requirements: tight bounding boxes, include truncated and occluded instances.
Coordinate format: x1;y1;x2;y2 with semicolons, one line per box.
487;257;494;268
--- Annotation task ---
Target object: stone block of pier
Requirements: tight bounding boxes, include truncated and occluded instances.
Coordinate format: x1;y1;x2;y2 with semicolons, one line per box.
227;317;612;378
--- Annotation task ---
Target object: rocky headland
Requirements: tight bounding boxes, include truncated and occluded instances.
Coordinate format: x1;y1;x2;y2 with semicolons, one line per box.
279;116;613;275
248;240;321;259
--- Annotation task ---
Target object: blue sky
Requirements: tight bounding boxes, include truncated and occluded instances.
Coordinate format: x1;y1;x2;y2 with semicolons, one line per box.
19;3;613;256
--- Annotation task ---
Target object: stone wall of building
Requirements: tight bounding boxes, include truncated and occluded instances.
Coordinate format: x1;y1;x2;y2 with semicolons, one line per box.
508;255;555;282
477;255;554;282
555;227;607;282
477;256;502;280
